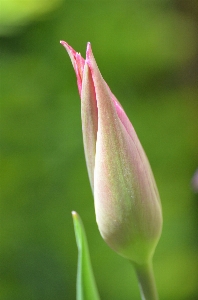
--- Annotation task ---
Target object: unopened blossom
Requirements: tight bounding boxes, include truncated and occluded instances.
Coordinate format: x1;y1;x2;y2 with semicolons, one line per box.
61;41;163;264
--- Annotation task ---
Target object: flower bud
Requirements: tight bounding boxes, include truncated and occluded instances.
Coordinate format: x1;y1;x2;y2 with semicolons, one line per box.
61;41;163;264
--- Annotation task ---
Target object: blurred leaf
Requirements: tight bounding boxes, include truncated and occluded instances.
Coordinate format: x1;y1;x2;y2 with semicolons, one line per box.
72;212;100;300
0;0;63;35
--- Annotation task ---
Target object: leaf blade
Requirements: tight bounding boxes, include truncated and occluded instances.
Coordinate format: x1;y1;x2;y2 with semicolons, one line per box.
72;211;100;300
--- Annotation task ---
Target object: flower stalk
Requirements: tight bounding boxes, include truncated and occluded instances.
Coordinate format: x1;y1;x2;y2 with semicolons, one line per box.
133;261;158;300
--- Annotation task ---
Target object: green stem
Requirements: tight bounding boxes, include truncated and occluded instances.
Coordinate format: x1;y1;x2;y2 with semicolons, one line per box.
132;260;158;300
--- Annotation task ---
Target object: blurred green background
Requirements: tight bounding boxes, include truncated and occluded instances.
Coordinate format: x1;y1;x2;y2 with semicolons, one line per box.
1;1;198;299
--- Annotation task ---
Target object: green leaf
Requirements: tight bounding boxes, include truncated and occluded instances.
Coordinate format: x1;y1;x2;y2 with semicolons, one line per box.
72;211;100;300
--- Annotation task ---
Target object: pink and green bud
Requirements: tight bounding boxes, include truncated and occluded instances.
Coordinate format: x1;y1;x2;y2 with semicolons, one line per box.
61;41;162;264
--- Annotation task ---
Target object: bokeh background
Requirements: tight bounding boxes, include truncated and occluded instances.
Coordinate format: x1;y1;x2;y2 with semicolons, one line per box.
1;1;198;299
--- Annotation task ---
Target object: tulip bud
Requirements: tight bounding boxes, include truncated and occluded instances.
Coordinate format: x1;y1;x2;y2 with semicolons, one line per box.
61;41;162;265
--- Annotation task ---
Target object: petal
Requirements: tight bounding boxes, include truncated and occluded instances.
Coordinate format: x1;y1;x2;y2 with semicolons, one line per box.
61;41;98;191
60;41;85;94
81;62;98;191
86;43;162;263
